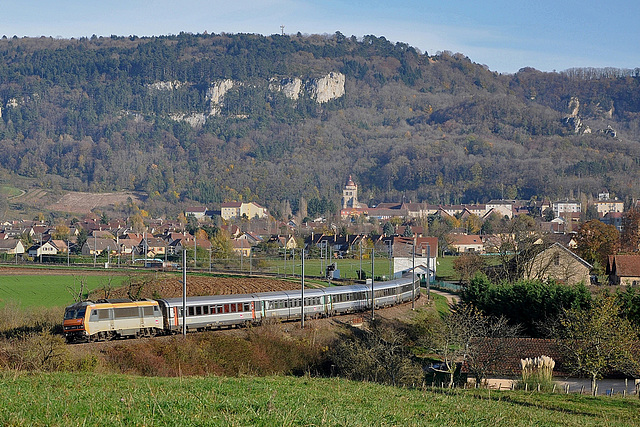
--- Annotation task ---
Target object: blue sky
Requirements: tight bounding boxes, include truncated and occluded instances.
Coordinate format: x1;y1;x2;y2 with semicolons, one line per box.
1;0;638;73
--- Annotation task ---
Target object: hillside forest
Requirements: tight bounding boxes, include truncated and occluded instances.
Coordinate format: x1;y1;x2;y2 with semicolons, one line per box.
1;32;640;218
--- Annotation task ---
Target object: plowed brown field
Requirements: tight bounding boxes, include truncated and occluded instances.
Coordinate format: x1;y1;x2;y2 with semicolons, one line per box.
90;274;301;300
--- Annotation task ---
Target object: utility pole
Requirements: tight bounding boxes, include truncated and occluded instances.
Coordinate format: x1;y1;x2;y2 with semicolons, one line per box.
182;249;187;336
388;239;392;278
301;247;305;329
412;237;416;310
371;246;375;320
427;244;431;300
359;242;362;280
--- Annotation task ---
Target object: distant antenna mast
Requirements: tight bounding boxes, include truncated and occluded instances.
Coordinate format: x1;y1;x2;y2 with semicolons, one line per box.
280;25;285;36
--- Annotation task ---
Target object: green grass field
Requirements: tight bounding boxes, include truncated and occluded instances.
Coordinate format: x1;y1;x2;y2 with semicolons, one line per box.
0;274;127;308
0;372;637;426
0;185;22;198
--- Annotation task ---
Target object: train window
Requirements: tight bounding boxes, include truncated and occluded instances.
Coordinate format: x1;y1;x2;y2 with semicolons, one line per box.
224;304;230;313
243;303;251;312
203;306;209;315
188;307;195;317
237;303;244;312
216;305;223;314
230;304;237;313
153;306;159;313
195;306;202;316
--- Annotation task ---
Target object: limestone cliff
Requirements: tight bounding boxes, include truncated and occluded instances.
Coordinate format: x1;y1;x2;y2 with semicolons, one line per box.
269;77;303;100
307;72;345;104
206;79;235;116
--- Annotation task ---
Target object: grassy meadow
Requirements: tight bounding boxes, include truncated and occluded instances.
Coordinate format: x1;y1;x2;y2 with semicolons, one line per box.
0;274;127;308
0;372;638;426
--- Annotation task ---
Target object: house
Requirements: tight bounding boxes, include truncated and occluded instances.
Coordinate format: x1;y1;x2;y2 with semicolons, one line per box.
391;236;438;282
81;238;117;256
237;232;262;246
49;240;69;254
552;200;581;219
524;242;592;286
486;200;516;219
139;236;168;258
231;239;251;257
185;206;208;220
28;241;59;257
601;212;623;231
0;239;25;255
220;202;268;220
117;238;141;256
593;198;624;217
448;234;484;253
607;255;640;286
267;235;298;249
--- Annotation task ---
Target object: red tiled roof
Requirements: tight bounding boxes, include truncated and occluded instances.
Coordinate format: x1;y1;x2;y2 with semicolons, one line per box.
611;255;640;277
450;234;483;246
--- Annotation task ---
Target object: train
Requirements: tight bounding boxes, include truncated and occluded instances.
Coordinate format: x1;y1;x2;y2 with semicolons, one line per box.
63;275;420;343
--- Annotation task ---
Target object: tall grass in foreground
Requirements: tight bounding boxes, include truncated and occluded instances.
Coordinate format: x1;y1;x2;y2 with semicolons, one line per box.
0;373;638;426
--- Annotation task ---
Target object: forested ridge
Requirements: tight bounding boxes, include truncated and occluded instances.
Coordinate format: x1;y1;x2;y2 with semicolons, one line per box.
1;32;640;218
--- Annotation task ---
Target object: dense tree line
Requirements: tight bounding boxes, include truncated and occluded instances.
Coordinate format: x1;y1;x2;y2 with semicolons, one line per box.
1;33;640;218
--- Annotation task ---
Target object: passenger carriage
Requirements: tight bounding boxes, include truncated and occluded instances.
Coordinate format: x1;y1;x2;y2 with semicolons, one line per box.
157;294;259;332
322;284;369;315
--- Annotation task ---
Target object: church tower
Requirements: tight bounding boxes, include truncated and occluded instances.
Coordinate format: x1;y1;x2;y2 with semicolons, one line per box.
342;175;359;209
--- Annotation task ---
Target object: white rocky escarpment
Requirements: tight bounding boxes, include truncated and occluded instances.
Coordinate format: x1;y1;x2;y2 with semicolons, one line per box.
307;72;345;103
147;80;185;91
169;113;207;128
269;72;345;103
269;77;303;100
206;79;235;116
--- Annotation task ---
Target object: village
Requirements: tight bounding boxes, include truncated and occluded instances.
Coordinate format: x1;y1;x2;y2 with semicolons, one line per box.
0;177;637;286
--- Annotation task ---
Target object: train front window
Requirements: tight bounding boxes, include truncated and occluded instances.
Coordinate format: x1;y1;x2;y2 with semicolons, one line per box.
64;308;86;320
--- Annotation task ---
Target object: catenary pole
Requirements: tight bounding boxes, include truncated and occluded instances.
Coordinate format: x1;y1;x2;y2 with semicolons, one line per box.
301;247;305;329
182;249;187;336
371;246;375;320
412;236;416;310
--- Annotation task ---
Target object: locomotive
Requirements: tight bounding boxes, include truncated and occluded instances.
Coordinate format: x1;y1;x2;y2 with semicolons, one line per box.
63;275;420;343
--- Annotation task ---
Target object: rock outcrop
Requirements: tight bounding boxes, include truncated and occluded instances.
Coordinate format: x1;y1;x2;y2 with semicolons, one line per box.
269;77;303;100
169;113;207;128
147;80;185;92
206;79;235;116
562;96;591;134
155;72;345;126
307;72;345;104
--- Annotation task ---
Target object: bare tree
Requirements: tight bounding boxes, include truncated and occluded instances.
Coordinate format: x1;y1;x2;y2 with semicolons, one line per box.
66;276;87;303
425;303;521;387
453;253;486;285
99;275;116;299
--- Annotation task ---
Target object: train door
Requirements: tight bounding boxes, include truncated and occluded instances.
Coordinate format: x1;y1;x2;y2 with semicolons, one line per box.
139;306;146;329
